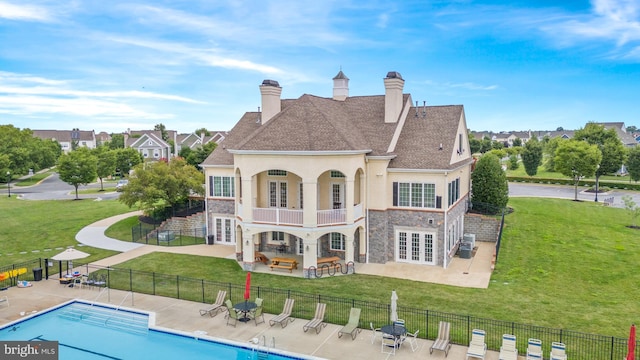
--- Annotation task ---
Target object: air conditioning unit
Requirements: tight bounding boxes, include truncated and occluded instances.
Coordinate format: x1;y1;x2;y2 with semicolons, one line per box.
463;233;476;248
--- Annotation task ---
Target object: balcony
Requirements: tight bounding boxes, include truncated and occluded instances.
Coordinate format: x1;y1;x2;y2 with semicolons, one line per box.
249;204;363;227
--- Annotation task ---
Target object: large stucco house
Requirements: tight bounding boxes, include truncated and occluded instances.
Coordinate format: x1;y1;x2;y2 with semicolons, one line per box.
200;71;473;276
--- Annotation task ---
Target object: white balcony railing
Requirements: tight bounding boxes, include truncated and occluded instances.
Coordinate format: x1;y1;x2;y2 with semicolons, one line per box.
253;208;303;225
317;208;346;225
250;204;362;226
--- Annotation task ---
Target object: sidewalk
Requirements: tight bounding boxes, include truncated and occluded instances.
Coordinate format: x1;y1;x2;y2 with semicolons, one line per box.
75;212;494;288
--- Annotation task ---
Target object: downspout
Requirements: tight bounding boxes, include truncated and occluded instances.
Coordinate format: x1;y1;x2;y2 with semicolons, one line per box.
365;157;370;264
443;171;449;269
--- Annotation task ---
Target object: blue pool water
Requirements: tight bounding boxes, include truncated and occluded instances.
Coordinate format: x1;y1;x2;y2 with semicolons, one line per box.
0;301;315;360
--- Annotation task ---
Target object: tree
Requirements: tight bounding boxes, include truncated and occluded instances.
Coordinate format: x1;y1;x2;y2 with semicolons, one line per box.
622;195;640;228
543;136;564;172
154;123;168;141
627;146;640;182
114;148;143;177
556;126;564;131
522;136;543;176
471;153;509;213
512;137;522;147
508;155;519;170
554;140;602;201
108;134;125;149
118;157;204;218
480;136;492;153
626;125;637;133
0;125;62;176
57;147;97;199
186;141;217;169
194;128;210;136
574;123;626;200
94;148;117;191
469;137;482;154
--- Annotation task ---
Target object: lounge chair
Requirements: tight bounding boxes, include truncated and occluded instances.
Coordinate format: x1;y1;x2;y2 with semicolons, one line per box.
370;322;382;344
269;298;295;328
381;333;400;356
499;334;518;360
430;321;452;357
526;338;543;360
550;342;567;360
302;303;327;334
466;329;487;360
401;329;420;352
199;290;227;317
338;307;362;340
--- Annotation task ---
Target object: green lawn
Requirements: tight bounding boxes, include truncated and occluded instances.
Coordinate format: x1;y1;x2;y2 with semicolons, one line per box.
1;194;639;337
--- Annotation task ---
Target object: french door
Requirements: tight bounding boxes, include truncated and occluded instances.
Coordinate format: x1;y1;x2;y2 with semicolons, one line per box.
396;230;435;265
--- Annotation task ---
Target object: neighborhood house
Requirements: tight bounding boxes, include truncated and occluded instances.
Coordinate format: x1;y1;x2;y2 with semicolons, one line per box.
200;71;474;277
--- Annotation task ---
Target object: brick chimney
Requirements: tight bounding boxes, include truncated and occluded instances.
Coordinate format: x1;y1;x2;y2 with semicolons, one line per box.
384;71;404;123
332;70;349;101
259;79;282;124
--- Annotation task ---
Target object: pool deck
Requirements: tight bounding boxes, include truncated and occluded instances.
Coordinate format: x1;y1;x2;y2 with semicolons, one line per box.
0;280;505;360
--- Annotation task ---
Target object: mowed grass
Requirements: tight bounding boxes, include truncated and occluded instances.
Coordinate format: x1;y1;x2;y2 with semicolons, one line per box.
111;197;640;337
0;196;131;264
1;193;639;337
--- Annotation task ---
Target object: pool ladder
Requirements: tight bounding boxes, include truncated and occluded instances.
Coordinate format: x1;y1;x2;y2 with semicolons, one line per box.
250;335;275;360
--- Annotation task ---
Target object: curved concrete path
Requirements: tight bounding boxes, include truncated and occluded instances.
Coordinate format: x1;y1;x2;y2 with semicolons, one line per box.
74;211;236;268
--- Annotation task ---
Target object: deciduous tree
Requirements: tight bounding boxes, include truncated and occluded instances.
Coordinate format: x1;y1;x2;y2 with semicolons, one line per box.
522;136;543;176
554;140;602;201
57;148;97;199
627;146;640;182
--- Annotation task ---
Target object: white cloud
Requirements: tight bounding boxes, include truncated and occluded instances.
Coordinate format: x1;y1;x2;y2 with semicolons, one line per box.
0;2;54;22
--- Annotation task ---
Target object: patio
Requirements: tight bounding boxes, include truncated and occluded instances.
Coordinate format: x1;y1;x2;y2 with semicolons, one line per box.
0;279;502;359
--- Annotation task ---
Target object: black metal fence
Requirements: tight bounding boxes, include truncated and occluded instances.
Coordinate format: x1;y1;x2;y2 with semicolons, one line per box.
52;262;636;360
0;258;43;288
131;224;206;246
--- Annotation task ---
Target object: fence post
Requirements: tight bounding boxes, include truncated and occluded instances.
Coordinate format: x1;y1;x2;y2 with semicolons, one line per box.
129;269;133;291
152;272;156;295
177;275;180;299
201;279;205;303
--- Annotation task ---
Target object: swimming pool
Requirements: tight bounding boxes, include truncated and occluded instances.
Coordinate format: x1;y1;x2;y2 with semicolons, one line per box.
0;301;320;360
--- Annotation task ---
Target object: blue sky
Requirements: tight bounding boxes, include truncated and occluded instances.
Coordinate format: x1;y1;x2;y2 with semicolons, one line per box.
1;0;639;134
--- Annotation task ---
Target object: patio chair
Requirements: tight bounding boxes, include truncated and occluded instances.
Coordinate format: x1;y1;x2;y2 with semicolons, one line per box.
393;318;405;327
269;298;295;328
250;304;265;326
499;334;518;360
223;299;239;319
550;342;567;360
226;304;239;327
302;303;327;334
370;322;382;344
465;329;487;360
526;338;543;360
381;333;400;356
249;297;263;318
338;307;362;340
430;321;452;357
199;290;227;317
400;329;419;352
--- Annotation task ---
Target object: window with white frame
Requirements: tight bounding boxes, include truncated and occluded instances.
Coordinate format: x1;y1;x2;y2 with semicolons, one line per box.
209;176;235;197
448;178;460;206
396;230;435;265
268;170;287;176
330;171;345;178
394;182;436;208
214;217;234;243
272;231;285;242
269;181;287;208
330;233;345;251
298;182;303;209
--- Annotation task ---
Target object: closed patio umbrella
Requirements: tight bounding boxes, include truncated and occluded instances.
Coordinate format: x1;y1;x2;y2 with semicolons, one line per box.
244;272;251;301
628;324;636;360
52;248;90;274
390;290;398;324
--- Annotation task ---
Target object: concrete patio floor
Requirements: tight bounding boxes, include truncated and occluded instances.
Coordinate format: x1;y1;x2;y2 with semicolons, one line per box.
0;279;504;360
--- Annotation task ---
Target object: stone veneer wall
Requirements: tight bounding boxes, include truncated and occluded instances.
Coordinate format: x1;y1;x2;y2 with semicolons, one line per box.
159;212;205;234
368;209;445;264
463;213;500;242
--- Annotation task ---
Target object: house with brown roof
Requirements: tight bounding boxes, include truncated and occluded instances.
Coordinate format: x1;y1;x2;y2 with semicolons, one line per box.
31;129;96;153
200;71;473;276
125;130;173;161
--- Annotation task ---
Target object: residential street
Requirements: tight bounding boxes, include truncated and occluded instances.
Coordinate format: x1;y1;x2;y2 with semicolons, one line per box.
7;172;120;201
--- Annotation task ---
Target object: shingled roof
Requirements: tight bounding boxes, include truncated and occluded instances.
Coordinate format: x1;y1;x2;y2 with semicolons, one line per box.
202;81;465;170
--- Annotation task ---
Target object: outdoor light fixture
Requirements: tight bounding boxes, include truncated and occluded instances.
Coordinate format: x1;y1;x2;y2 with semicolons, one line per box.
6;171;10;198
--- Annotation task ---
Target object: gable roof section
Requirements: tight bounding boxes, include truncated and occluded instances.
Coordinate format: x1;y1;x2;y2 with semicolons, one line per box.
129;132;170;148
391;105;464;169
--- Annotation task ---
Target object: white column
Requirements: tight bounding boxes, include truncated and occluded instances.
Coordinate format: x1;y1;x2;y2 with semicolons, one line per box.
242;231;256;271
241;176;254;221
303;180;318;227
345;177;354;222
